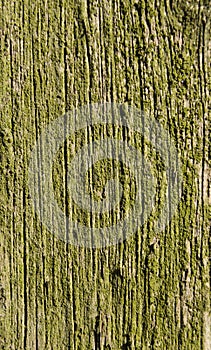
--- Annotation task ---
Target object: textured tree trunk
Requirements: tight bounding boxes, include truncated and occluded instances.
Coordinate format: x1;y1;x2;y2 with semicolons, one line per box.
1;0;210;349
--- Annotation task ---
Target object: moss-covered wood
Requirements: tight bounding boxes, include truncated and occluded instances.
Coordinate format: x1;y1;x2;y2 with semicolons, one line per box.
1;0;210;349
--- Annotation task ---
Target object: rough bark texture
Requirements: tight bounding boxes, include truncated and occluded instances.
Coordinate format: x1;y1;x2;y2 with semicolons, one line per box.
1;0;211;349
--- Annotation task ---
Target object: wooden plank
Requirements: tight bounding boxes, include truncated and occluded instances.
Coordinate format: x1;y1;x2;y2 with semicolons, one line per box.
1;0;210;349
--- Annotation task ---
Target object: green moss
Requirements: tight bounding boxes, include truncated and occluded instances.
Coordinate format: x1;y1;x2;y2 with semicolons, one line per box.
1;0;210;348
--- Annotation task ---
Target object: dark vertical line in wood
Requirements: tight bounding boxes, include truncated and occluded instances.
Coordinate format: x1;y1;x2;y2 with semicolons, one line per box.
35;266;39;350
21;2;28;347
62;8;69;243
99;4;104;101
86;0;92;104
42;253;48;348
200;18;207;350
178;278;183;346
137;36;147;343
31;14;43;346
9;35;15;336
110;0;115;103
62;3;73;348
200;19;206;221
31;32;42;216
23;185;28;350
196;17;203;348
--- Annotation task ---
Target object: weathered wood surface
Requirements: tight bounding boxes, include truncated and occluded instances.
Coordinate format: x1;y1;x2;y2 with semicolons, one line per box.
1;0;211;349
